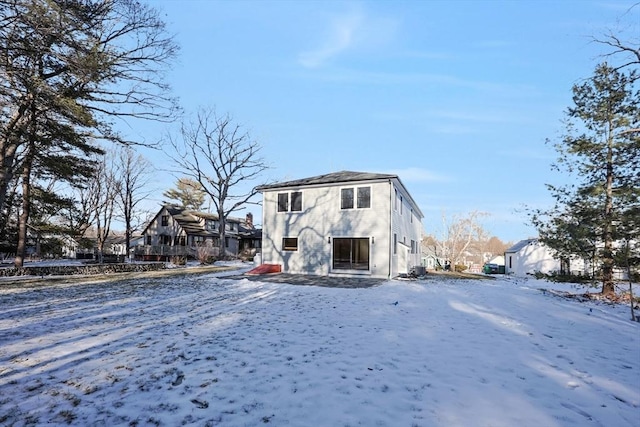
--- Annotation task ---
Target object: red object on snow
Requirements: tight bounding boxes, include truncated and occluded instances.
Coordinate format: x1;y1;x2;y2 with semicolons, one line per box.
246;264;282;275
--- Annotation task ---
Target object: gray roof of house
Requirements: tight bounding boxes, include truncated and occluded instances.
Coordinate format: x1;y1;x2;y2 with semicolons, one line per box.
505;238;538;254
141;205;256;237
255;171;398;191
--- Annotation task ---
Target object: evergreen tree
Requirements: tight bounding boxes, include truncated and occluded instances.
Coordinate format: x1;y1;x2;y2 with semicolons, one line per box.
163;178;207;211
532;63;640;295
0;0;177;265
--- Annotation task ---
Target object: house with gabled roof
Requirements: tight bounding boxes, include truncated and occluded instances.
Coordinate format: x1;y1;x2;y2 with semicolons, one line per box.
505;238;588;277
255;171;424;279
137;205;260;261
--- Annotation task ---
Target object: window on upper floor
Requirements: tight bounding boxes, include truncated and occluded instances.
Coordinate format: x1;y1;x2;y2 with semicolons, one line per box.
277;193;288;212
341;186;370;210
278;191;303;212
357;187;370;208
161;215;169;226
341;188;354;209
291;191;302;211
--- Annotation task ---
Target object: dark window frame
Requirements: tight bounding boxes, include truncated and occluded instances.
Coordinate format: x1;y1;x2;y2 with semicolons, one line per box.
332;238;370;270
291;191;303;211
341;188;354;209
357;187;371;209
277;193;289;212
283;237;298;251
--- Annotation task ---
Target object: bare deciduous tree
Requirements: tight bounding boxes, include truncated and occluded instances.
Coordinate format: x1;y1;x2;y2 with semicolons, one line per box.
439;210;488;271
592;3;640;73
79;154;120;263
166;108;269;257
115;147;154;260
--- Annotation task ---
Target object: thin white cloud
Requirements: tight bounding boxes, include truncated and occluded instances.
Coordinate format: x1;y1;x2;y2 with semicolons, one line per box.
298;11;362;68
298;8;398;69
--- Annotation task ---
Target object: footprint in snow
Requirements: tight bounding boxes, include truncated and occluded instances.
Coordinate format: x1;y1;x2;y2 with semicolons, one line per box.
172;372;185;386
191;398;209;409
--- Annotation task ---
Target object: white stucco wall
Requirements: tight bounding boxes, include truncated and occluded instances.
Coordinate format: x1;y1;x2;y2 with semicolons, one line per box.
505;241;560;276
390;183;423;276
260;178;422;278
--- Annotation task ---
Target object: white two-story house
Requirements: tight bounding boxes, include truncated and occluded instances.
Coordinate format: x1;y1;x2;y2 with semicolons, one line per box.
256;171;424;279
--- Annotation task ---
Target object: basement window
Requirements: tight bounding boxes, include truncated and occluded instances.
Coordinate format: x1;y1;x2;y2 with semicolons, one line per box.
283;238;298;251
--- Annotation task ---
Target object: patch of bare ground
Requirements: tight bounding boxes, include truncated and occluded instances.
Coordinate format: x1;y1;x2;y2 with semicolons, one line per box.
540;288;639;305
423;270;496;280
0;264;239;288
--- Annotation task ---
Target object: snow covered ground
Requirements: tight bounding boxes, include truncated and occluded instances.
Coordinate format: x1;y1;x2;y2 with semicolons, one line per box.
0;268;638;427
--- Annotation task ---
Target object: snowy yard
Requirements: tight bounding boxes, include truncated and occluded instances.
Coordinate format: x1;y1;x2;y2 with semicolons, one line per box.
0;268;638;426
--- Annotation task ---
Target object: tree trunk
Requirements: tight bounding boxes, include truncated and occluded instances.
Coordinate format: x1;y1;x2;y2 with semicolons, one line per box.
601;131;615;296
14;153;33;268
218;206;226;259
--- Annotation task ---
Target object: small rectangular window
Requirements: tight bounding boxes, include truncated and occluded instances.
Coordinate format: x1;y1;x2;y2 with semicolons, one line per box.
146;236;151;245
394;189;398;211
393;234;397;254
161;215;169;226
357;187;370;208
400;196;403;214
277;193;288;212
291;191;302;211
341;188;354;209
283;237;298;251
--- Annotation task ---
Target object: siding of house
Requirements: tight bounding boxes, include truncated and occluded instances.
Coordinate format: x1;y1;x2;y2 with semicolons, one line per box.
390;181;422;276
260;176;422;279
144;206;185;246
505;239;560;276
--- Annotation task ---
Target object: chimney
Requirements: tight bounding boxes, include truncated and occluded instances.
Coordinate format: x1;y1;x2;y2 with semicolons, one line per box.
246;213;253;229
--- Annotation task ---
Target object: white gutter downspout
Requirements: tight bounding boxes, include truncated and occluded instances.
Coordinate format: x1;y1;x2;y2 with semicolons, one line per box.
389;179;393;279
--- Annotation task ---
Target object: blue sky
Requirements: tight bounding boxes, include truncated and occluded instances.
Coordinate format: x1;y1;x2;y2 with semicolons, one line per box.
131;0;639;243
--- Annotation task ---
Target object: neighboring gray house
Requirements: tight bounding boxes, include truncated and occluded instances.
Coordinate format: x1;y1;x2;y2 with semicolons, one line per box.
256;171;424;279
138;205;260;261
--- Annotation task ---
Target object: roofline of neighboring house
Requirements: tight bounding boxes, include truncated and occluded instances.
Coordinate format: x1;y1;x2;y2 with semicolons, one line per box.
256;170;424;218
505;238;539;254
141;204;257;237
